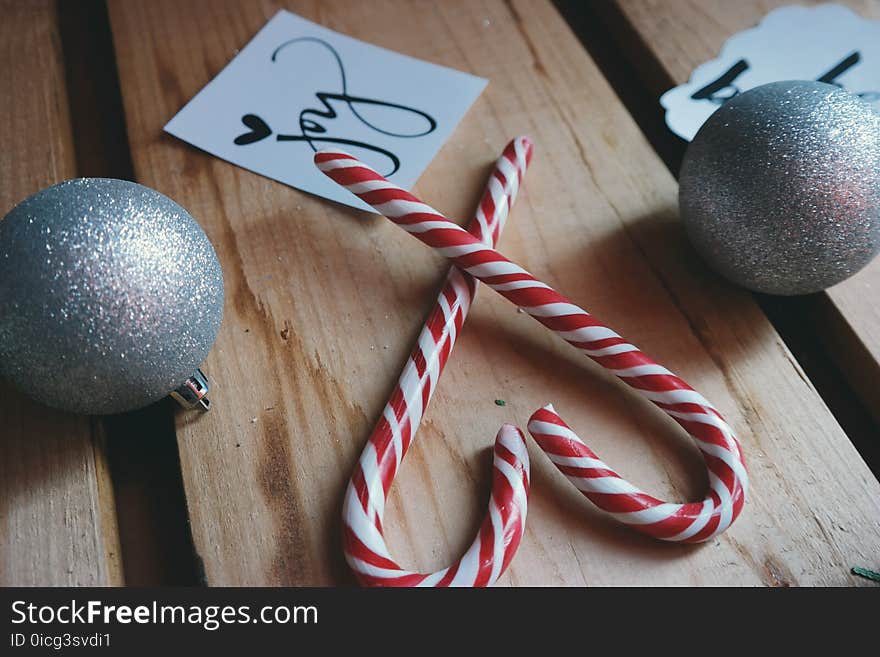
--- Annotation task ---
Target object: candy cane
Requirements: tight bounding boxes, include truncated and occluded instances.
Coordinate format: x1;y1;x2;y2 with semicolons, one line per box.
317;146;747;545
343;137;533;586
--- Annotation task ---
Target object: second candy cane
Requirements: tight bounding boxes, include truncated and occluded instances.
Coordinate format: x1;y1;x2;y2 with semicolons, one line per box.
317;145;748;545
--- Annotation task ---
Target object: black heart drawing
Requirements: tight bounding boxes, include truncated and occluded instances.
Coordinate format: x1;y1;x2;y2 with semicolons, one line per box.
234;114;272;145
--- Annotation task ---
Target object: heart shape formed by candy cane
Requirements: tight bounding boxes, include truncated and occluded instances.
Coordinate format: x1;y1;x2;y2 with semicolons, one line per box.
318;141;748;568
342;138;533;586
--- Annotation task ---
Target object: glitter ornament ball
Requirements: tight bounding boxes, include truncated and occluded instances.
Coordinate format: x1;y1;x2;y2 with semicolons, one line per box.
0;178;224;414
679;80;880;295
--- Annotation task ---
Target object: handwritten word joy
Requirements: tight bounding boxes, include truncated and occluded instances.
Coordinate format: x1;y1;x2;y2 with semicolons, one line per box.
234;37;438;176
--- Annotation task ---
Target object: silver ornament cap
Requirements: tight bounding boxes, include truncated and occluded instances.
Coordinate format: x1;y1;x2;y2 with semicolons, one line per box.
0;178;224;414
679;80;880;295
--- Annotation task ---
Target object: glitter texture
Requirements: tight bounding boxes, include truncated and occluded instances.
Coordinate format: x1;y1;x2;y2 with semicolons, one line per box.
679;80;880;295
0;178;224;414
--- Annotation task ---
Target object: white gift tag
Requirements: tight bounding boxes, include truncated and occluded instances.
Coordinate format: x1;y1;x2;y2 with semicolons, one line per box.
165;10;487;212
661;3;880;141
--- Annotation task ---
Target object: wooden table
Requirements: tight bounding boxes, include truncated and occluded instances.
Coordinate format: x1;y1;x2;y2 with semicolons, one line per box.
2;0;878;586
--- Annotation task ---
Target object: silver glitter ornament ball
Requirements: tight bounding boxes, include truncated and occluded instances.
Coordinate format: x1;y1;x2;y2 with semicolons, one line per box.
0;178;224;414
679;80;880;295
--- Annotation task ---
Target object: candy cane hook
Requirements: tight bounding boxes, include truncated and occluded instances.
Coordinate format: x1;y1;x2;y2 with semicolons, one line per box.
317;145;747;546
343;138;533;586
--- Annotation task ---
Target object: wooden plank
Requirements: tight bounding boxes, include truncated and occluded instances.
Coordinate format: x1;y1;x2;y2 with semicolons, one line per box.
108;0;880;585
0;0;121;586
608;0;880;422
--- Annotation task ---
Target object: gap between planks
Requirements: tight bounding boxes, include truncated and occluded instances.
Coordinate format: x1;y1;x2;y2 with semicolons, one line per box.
55;0;201;586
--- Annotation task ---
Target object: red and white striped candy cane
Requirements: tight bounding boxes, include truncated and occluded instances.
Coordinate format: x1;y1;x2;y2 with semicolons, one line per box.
343;137;533;586
317;146;747;545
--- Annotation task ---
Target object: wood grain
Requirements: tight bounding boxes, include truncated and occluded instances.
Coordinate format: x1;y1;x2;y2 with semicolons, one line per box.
0;0;121;586
609;0;880;421
108;0;880;585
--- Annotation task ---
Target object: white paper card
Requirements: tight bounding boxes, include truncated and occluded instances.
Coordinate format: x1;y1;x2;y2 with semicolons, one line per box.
165;10;487;211
661;3;880;141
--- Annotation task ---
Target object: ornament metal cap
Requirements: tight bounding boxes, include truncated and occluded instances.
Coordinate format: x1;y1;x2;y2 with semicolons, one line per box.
169;368;212;411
